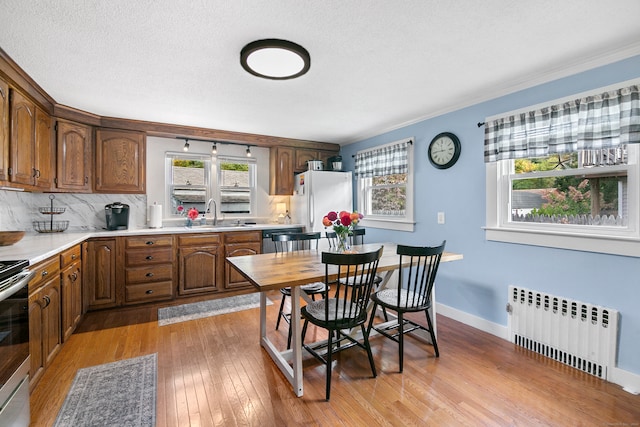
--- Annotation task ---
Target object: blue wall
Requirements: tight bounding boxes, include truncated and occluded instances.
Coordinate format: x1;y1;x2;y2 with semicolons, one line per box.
340;55;640;375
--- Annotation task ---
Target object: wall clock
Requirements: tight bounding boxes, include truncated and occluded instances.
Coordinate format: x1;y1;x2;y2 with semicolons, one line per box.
428;132;461;169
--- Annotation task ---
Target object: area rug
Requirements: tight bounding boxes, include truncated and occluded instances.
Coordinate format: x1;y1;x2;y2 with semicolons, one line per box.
158;292;272;326
53;353;157;427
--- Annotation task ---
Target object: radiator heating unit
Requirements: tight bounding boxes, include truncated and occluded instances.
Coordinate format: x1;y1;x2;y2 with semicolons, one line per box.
507;286;618;380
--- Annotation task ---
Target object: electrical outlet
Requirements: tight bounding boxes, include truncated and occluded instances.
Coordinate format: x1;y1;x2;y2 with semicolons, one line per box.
437;212;445;224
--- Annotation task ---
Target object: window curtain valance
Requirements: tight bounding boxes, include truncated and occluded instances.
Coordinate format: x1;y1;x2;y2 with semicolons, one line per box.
484;84;640;162
354;140;410;178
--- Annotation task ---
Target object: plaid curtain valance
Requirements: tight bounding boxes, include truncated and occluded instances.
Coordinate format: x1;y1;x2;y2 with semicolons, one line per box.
484;84;640;162
354;140;410;178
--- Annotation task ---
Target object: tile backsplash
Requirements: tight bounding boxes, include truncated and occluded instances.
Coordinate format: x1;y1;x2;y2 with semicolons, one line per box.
0;191;147;231
0;191;292;231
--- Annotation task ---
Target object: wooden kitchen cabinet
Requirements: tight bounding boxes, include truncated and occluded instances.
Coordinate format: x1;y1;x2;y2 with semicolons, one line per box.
224;231;262;290
28;256;61;390
0;75;9;182
7;88;53;189
123;235;174;304
94;128;146;194
83;238;119;310
34;106;54;190
177;233;223;296
269;146;294;195
55;119;92;192
270;146;339;195
60;245;82;342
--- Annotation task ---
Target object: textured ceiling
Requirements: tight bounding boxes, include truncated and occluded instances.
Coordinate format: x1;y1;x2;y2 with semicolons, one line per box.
1;1;639;144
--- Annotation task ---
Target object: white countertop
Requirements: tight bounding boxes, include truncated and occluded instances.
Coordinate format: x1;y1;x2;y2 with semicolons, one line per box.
0;223;303;266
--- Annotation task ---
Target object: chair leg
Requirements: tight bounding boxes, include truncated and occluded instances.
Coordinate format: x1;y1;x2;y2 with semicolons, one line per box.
398;312;404;373
275;293;287;331
325;328;333;401
361;324;377;378
425;308;439;357
366;302;378;336
286;322;293;349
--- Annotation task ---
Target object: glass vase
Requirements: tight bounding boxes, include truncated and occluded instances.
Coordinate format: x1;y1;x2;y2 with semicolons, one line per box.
185;218;192;228
336;230;350;253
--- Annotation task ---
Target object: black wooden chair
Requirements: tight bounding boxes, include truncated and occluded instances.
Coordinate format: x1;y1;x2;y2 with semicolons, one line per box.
301;247;383;400
367;241;446;372
326;228;383;289
272;232;328;349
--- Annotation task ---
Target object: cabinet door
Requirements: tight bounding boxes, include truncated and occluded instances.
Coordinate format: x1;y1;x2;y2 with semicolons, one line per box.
61;260;82;342
0;76;8;182
94;128;146;193
84;239;118;310
9;89;36;186
294;148;319;172
34;106;54;190
28;289;45;389
178;246;222;296
41;277;62;367
270;146;294;195
55;120;92;192
225;241;261;290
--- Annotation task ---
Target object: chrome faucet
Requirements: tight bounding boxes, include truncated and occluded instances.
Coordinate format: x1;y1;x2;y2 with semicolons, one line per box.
205;198;217;226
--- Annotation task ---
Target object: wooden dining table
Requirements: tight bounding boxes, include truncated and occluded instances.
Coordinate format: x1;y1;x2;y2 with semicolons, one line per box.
226;242;463;397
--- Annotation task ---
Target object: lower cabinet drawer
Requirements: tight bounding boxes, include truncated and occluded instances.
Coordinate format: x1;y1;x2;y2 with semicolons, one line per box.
125;281;174;304
125;264;173;284
126;248;173;266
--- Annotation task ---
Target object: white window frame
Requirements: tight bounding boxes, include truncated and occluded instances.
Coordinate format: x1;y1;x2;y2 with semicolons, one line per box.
356;139;415;232
216;155;257;218
485;80;640;257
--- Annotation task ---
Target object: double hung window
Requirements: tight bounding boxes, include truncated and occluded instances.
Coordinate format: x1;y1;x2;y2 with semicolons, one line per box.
165;152;257;218
356;138;414;231
485;80;640;256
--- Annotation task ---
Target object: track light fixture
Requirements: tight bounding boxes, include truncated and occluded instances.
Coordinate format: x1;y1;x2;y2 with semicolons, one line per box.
183;140;190;152
246;146;252;157
212;143;217;155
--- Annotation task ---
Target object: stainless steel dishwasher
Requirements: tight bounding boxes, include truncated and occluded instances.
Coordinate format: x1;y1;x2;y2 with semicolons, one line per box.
262;227;303;253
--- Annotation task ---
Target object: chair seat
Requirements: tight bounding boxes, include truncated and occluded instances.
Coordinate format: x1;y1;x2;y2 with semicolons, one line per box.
303;298;363;325
280;282;328;296
373;288;431;311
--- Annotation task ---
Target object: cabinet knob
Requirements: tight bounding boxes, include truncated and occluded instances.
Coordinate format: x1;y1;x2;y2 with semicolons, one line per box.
71;254;77;259
146;255;153;260
146;241;154;245
41;270;48;277
145;289;154;294
145;272;154;277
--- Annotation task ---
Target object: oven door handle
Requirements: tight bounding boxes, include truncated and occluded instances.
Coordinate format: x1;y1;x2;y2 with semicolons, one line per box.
0;270;34;302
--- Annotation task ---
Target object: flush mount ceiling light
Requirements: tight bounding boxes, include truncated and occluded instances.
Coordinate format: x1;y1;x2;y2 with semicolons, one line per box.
240;39;310;80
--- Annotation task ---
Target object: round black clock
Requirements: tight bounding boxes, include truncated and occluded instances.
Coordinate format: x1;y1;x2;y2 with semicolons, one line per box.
428;132;461;169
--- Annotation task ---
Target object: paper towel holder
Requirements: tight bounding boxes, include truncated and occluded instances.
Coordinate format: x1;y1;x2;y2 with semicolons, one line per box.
149;203;163;228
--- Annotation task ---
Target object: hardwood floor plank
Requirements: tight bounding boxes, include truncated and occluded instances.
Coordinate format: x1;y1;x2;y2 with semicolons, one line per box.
29;291;640;426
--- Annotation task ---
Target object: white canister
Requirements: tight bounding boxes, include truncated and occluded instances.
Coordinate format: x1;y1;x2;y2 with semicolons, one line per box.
307;160;323;170
148;204;163;228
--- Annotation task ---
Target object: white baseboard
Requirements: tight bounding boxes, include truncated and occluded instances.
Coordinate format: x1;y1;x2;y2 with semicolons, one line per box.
436;302;508;340
436;302;640;394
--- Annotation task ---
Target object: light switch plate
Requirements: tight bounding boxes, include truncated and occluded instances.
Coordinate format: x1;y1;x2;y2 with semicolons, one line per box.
437;212;445;224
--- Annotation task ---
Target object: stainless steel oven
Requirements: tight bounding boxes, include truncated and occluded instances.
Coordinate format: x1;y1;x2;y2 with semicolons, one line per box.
0;260;33;427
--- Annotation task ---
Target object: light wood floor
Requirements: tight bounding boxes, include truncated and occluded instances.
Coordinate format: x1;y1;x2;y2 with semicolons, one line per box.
30;291;640;426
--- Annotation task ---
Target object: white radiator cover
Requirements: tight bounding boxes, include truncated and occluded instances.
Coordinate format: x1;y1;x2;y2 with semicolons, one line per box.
508;286;619;380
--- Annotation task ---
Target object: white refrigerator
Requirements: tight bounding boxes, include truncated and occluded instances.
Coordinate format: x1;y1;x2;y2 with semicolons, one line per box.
290;170;353;232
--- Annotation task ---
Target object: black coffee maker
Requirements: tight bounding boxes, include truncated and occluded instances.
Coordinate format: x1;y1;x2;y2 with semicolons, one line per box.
105;202;130;230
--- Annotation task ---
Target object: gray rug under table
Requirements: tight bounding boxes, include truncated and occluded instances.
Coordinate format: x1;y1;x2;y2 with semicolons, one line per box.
158;292;272;326
53;353;157;427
